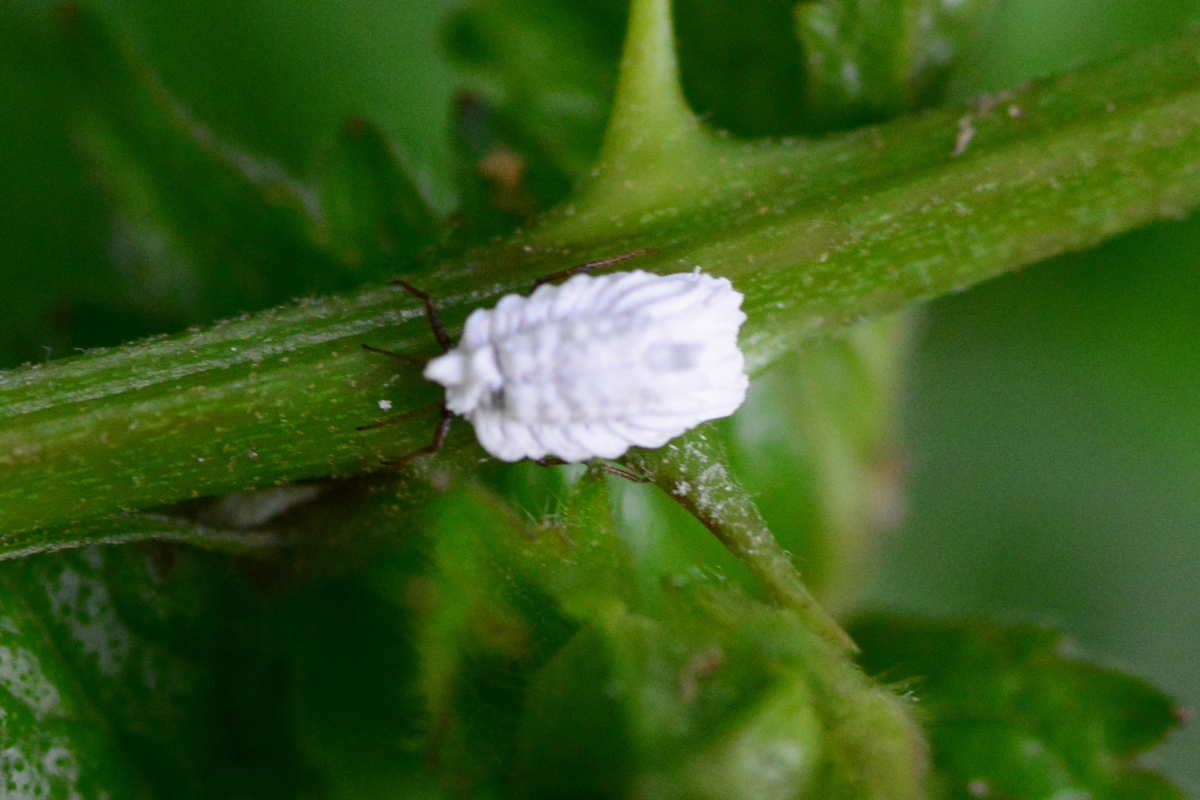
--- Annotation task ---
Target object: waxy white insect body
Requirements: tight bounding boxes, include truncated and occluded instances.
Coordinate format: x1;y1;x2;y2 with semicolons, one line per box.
423;268;749;462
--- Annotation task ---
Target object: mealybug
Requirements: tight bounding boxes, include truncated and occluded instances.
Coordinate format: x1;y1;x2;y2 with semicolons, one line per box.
364;252;749;464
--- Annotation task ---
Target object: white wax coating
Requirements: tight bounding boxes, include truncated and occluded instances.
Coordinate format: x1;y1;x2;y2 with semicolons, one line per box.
423;269;749;462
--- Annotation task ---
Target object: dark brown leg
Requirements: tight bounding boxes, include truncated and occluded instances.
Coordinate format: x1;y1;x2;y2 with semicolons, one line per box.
356;401;443;432
392;279;454;352
359;282;454;459
530;248;658;291
532;457;650;482
361;344;423;364
595;462;650;483
380;406;455;467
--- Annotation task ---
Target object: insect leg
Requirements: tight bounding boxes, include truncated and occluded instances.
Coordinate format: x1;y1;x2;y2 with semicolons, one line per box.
380;406;455;467
361;344;423;363
531;457;650;482
594;462;651;483
356;401;443;432
392;279;454;353
533;456;568;468
530;248;659;291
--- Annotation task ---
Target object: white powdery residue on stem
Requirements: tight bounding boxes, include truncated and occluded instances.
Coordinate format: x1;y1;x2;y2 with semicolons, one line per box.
628;430;857;652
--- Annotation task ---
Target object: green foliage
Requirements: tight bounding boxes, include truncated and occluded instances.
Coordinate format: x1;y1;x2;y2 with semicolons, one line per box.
0;0;1193;796
364;478;926;799
0;545;308;799
321;116;441;279
852;616;1187;800
446;0;626;181
58;5;348;322
795;0;995;129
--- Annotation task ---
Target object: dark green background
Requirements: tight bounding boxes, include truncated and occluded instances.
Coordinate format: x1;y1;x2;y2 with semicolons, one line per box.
2;0;1199;789
864;0;1200;788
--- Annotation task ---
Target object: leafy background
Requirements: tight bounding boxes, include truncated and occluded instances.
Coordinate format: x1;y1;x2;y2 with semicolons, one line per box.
862;0;1200;786
1;0;1199;794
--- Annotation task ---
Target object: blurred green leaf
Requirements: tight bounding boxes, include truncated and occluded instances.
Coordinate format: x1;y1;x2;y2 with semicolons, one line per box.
406;478;926;798
0;9;150;366
443;0;631;250
83;0;464;210
447;0;626;182
58;4;351;322
236;471;449;799
443;90;578;247
723;314;910;611
0;512;283;562
873;210;1200;784
0;555;150;798
275;469;630;798
673;0;807;136
415;479;614;789
321;116;441;281
0;545;310;799
851;616;1187;800
524;575;927;799
795;0;995;130
280;554;439;800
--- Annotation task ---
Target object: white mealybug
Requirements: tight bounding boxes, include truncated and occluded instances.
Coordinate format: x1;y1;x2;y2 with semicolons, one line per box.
363;252;749;464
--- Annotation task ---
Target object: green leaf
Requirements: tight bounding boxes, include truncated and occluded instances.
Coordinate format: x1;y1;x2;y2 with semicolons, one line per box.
795;0;995;129
522;576;928;800
57;5;350;322
851;616;1188;800
280;471;630;797
723;313;910;611
408;479;926;798
0;556;150;798
447;0;626;182
0;544;309;799
0;512;283;562
0;10;140;367
321;116;441;280
280;555;440;800
406;475;603;782
444;91;579;246
673;0;808;136
904;0;996;106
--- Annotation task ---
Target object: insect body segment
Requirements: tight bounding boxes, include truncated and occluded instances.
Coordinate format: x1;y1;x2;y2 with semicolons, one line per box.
423;269;749;463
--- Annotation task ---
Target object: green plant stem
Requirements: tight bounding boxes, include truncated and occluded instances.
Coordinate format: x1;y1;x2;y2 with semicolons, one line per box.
622;430;857;651
6;33;1200;539
545;32;1200;370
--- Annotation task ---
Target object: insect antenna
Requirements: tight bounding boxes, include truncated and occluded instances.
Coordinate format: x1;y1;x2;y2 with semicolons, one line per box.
530;248;658;291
